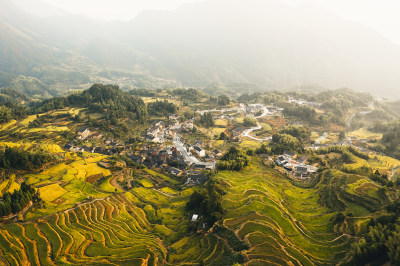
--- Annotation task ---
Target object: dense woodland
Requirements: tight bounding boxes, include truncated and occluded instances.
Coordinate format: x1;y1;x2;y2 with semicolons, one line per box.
197;112;214;128
0;182;38;217
353;200;400;265
147;100;177;116
0;147;53;170
34;84;148;124
186;178;224;228
217;147;249;171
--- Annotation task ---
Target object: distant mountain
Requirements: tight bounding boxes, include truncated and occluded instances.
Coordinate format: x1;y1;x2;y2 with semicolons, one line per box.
1;0;400;98
120;0;400;97
12;0;68;17
0;0;60;73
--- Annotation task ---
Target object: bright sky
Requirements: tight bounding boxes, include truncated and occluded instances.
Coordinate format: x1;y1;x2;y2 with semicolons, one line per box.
283;0;400;45
41;0;199;21
42;0;400;45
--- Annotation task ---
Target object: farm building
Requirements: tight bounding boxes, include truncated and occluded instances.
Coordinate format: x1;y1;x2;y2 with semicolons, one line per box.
77;127;91;140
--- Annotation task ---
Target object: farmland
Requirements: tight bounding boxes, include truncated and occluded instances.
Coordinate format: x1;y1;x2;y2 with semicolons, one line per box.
217;158;386;265
0;87;399;265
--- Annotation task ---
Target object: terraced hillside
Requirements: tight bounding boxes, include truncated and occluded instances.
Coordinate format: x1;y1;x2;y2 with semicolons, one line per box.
0;177;244;265
217;159;384;265
0;194;167;265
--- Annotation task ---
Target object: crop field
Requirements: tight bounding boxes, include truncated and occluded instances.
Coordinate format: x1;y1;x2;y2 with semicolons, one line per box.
347;128;382;140
216;159;381;265
0;194;167;265
214;119;228;127
38;184;67;202
23;155;114;219
0;178;241;265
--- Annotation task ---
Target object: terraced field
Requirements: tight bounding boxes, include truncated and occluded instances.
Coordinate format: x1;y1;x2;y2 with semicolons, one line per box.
0;194;167;265
0;171;242;266
216;159;381;265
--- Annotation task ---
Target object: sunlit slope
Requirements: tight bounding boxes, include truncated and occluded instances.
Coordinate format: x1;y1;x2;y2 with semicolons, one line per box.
217;159;383;265
0;194;166;265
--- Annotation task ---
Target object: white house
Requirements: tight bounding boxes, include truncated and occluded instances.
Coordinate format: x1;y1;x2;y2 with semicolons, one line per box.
191;214;199;222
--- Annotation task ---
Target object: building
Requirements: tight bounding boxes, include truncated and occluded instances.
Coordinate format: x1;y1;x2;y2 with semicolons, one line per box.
284;151;296;159
213;150;223;158
91;132;103;140
297;156;307;165
181;121;194;130
276;156;288;166
295;166;309;177
169;167;183;177
191;214;199;222
194;146;206;157
77;127;91;140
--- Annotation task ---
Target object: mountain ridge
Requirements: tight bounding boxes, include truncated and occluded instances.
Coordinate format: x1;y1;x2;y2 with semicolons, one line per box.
1;0;400;98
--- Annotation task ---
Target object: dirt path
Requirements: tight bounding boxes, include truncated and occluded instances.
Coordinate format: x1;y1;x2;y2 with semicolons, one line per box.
0;201;33;222
110;176;123;191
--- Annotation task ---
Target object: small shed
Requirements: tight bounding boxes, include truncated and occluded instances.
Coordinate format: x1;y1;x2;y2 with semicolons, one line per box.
191;214;199;222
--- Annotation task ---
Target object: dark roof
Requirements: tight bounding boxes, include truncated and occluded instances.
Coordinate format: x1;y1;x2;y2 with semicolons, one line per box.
284;151;295;157
298;156;307;164
278;156;286;162
296;166;308;173
194;146;203;152
64;144;73;149
77;127;89;133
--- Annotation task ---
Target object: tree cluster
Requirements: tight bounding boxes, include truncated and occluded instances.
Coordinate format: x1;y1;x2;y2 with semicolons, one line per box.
0;147;53;170
352;201;400;265
186;179;224;227
0;182;38;217
147;100;177;116
217;147;249;171
278;125;311;143
243;117;257;127
271;133;302;154
217;95;230;106
33;84;148;124
172;88;205;101
198;112;214;128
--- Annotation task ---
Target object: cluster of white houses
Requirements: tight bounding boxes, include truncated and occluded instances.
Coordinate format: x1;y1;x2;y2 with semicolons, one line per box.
146;119;194;143
276;151;318;179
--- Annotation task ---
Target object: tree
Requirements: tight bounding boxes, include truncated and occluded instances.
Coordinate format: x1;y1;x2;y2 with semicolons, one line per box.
198;112;214;127
243;117;257;127
217;95;230;106
0;106;12;124
339;131;346;141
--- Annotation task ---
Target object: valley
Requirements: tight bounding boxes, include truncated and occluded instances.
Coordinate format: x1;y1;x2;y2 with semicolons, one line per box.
0;85;398;265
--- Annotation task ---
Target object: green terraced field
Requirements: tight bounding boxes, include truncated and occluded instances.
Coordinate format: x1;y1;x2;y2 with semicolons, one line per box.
0;194;167;265
216;159;382;265
0;144;389;266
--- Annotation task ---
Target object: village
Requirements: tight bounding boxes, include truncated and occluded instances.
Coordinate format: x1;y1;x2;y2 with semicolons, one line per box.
62;98;384;187
64;115;219;187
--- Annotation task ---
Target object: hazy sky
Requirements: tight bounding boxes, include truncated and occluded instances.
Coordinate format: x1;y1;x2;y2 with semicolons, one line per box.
41;0;400;45
41;0;199;21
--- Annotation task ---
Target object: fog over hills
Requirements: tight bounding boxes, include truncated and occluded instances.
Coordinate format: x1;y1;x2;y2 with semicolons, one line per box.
1;0;400;97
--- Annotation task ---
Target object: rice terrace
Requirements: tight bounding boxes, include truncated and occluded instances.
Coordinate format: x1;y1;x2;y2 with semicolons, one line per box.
2;0;400;265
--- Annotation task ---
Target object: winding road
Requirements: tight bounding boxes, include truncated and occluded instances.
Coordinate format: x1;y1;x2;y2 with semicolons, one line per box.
242;107;273;141
173;135;215;168
347;102;375;128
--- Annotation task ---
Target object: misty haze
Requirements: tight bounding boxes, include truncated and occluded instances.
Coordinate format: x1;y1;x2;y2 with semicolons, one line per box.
0;0;399;265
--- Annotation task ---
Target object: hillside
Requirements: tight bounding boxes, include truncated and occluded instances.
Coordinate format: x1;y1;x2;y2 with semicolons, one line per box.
0;87;399;264
1;0;400;97
120;0;400;97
